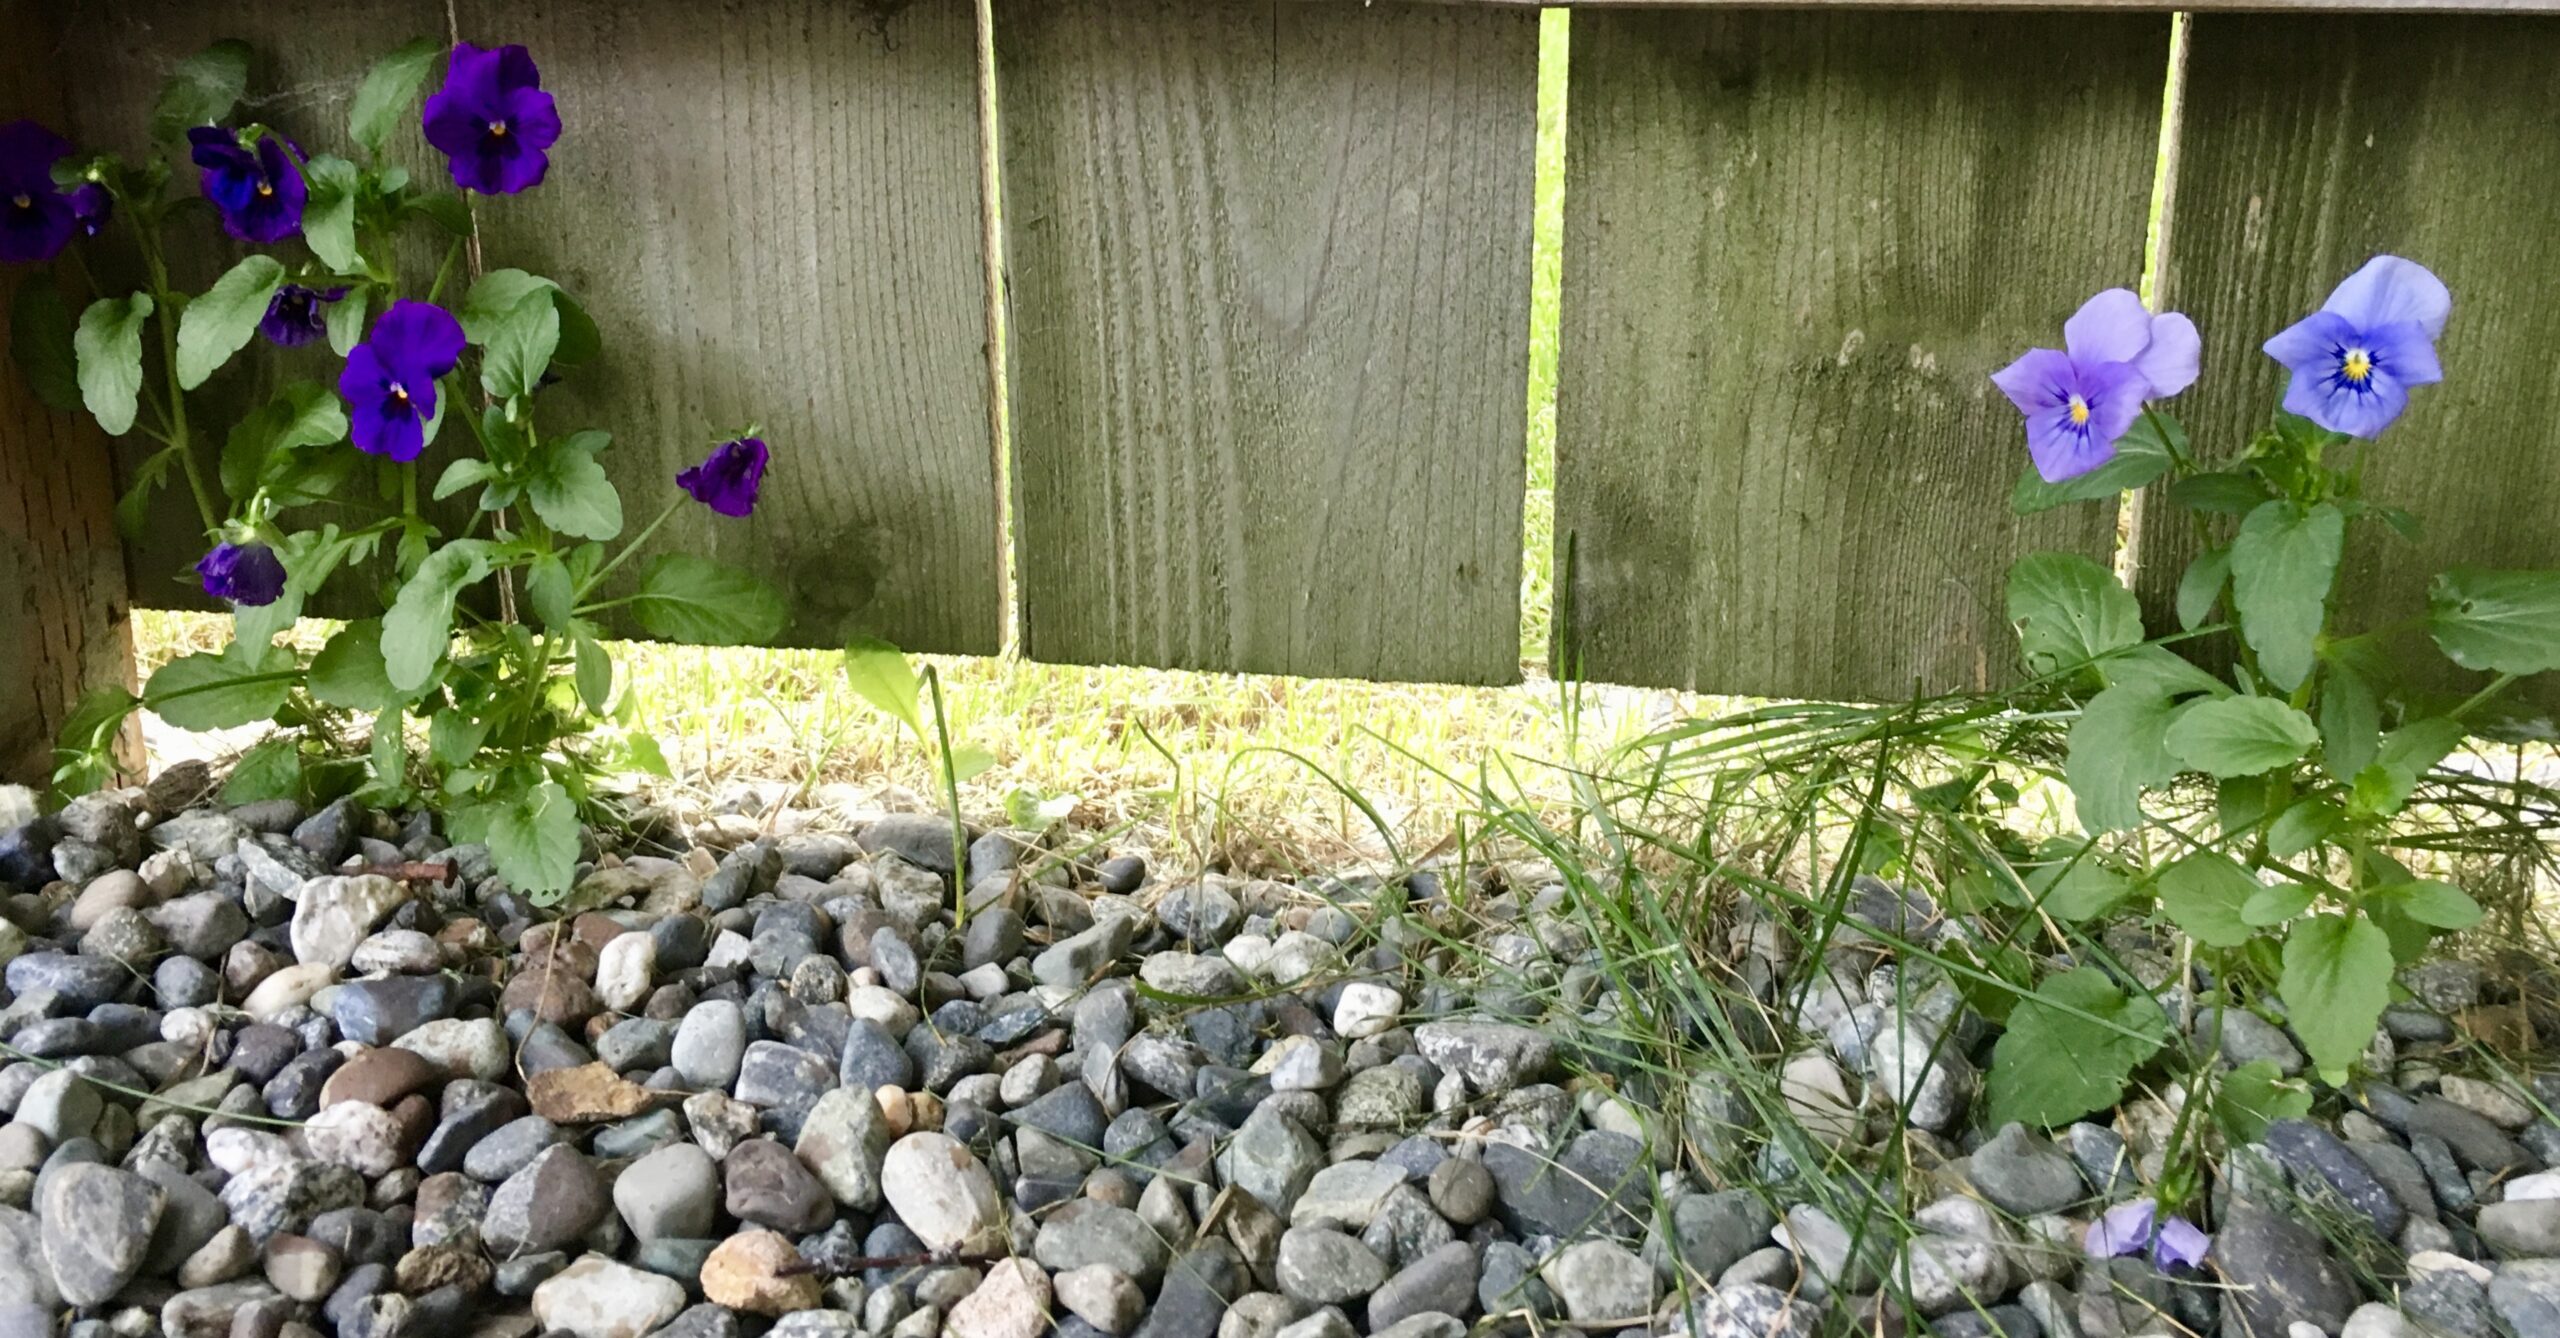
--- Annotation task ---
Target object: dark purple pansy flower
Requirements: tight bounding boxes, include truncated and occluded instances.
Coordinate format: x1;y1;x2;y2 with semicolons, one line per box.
260;283;349;348
1993;288;2201;483
196;541;288;607
340;300;464;462
187;126;308;244
1;119;84;264
2087;1199;2210;1271
2262;255;2449;439
68;182;111;237
421;42;561;196
677;437;770;518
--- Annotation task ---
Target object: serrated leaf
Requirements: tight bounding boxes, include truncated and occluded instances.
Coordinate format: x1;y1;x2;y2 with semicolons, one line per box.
350;36;443;155
151;40;250;141
2427;568;2560;674
2241;879;2317;928
526;439;622;540
2375;880;2481;931
307;620;404;710
429;709;490;769
484;780;580;899
2098;644;2230;700
382;540;497;690
2230;500;2344;691
843;634;923;737
629;555;786;645
622;733;672;779
221;736;303;805
2012;413;2178;514
526;555;576;629
2177;546;2231;632
11;270;82;412
2008;552;2144;680
2214;1059;2312;1142
2164;695;2319;778
2267;798;2342;859
301;155;363;272
459;269;560;343
433;458;497;502
146;640;295;731
2280;913;2393;1078
74;292;153;436
2319;663;2380;783
223;380;348;500
2066;684;2187;834
480;288;560;400
367;710;409;802
2153;850;2258;948
1986;966;2169;1129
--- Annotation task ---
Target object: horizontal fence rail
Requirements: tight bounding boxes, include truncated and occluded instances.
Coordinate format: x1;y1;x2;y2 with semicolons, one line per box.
5;0;2560;781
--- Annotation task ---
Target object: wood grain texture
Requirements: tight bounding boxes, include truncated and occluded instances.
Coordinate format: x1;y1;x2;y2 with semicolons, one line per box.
1554;10;2166;700
1;0;140;786
1444;1;2560;10
47;0;453;616
2140;14;2560;716
455;0;1000;653
1000;0;1537;683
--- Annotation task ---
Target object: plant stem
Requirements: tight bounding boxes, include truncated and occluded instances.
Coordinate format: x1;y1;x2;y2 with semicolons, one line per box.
138;227;219;534
579;497;684;599
925;665;970;928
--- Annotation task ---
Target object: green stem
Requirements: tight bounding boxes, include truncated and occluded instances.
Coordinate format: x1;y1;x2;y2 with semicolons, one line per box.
926;665;971;928
578;496;684;599
2452;673;2518;721
138;227;219;534
425;238;465;306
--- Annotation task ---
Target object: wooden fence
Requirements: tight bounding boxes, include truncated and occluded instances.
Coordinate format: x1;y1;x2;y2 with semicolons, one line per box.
5;0;2559;784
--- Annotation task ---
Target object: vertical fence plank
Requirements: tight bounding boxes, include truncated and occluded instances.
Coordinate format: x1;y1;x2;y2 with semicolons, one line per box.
1555;10;2167;700
2141;14;2560;715
999;0;1537;684
1;2;139;786
455;0;1000;653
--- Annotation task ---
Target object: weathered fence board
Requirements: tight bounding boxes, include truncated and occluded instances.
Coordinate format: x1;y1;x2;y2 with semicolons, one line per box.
999;0;1538;684
1554;9;2167;700
1;1;140;786
2139;13;2560;717
1448;1;2560;10
454;0;1001;654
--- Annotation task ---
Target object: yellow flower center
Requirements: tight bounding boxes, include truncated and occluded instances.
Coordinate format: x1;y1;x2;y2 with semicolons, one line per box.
2340;348;2373;384
2068;395;2091;427
488;120;509;137
9;193;29;210
388;383;410;404
256;181;273;197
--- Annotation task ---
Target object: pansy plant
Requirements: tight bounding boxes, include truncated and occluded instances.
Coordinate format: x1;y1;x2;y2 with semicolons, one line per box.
7;37;788;901
1977;257;2560;1245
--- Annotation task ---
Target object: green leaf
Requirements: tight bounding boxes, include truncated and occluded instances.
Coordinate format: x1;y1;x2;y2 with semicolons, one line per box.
2219;775;2274;840
459;270;561;343
300;156;363;273
573;637;613;714
480;289;560;400
2266;798;2341;859
1006;786;1078;833
146;640;295;731
221;736;303;805
485;780;580;899
526;555;577;629
1986;966;2170;1129
2241;880;2317;928
843;634;924;737
151;40;250;141
2167;471;2268;517
2280;913;2394;1079
429;710;490;770
367;710;410;803
2352;716;2466;817
402;190;473;237
2012;413;2178;514
2065;684;2187;834
2319;663;2380;783
308;620;405;710
432;458;497;502
222;381;348;500
2374;880;2481;931
2176;546;2230;632
2214;1059;2313;1142
2163;695;2319;778
2008;552;2144;679
350;36;443;155
2427;568;2560;674
526;439;623;540
382;540;498;691
2021;844;2132;922
2229;500;2344;691
326;285;370;356
11;270;82;412
2153;850;2258;948
2097;645;2230;700
621;733;672;779
629;555;787;645
551;291;601;366
51;687;139;797
948;745;997;784
74;292;153;436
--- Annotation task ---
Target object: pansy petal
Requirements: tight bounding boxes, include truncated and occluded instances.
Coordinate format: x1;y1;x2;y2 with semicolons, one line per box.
2063;288;2156;364
2363;319;2443;388
2152;1217;2210;1270
2080;358;2149;442
2086;1200;2157;1259
503;86;563;152
1991;348;2072;415
0;120;73;194
2262;310;2355;373
2283;364;2410;439
421;97;488;159
2323;254;2452;338
491;44;543;95
2133;312;2201;399
367;300;466;378
441;41;505;110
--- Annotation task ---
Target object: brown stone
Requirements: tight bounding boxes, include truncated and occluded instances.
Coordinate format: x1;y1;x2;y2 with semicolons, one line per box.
699;1230;823;1316
396;1242;494;1295
319;1047;443;1110
70;869;155;932
501;962;601;1026
528;1062;677;1124
515;924;600;980
570;912;628;956
262;1233;343;1301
